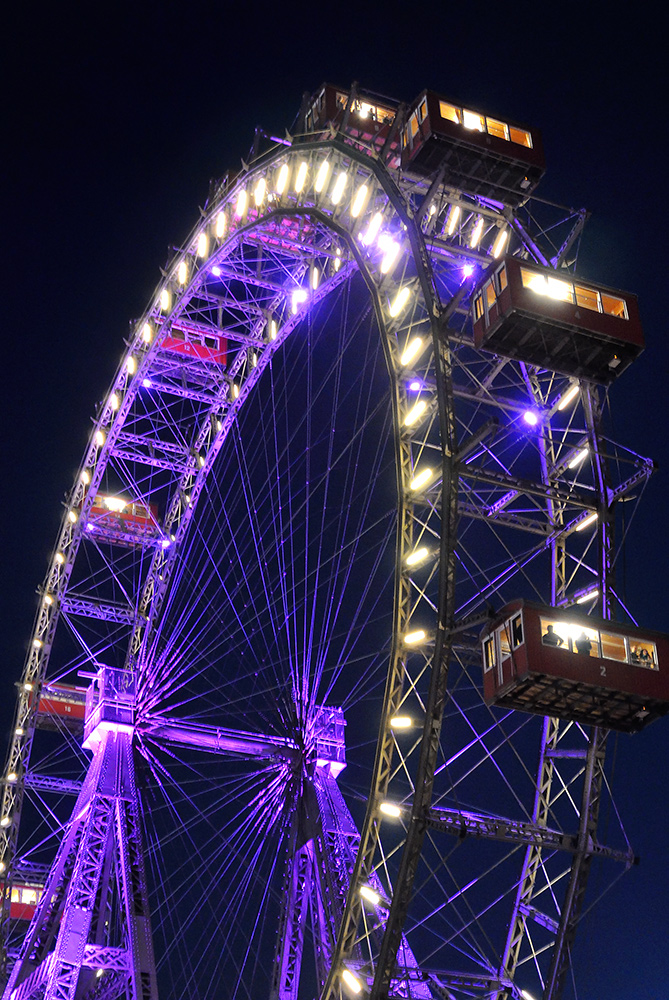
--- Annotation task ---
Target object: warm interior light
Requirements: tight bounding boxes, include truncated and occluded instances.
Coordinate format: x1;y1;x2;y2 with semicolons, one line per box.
215;211;227;238
197;232;208;258
400;337;424;366
359;885;380;905
361;211;383;246
470;217;484;249
102;496;128;513
568;447;589;469
409;468;432;490
177;261;188;285
492;229;509;258
575;512;598;532
557;384;579;411
315;159;330;193
389;287;411;318
351;183;368;217
331;171;347;204
462;109;484;131
379;802;402;817
406;547;428;566
404;400;427;426
295;161;308;193
341;970;362;994
404;629;426;645
254;178;266;207
276;163;289;195
390;716;412;729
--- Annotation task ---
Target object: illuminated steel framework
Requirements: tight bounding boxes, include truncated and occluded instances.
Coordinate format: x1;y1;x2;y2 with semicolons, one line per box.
0;82;655;1000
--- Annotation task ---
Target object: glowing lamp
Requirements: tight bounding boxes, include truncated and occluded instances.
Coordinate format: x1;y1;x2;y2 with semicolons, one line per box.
215;211;227;238
351;183;368;218
470;217;484;249
331;171;347;204
576;512;598;532
315;159;330;193
400;337;424;366
341;970;362;995
492;229;509;258
295;161;308;193
160;289;171;312
276;163;289;195
177;261;188;285
379;802;402;818
568;447;588;469
254;178;266;206
523;410;539;426
406;547;428;566
576;589;599;604
235;189;247;217
557;384;579;411
197;232;208;258
142;323;152;343
409;468;433;491
359;886;380;905
389;286;411;318
360;211;383;246
446;205;460;235
390;716;412;729
404;629;426;645
404;400;427;427
462;264;475;278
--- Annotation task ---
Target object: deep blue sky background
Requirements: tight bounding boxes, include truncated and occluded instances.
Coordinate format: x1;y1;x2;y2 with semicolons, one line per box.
2;3;667;997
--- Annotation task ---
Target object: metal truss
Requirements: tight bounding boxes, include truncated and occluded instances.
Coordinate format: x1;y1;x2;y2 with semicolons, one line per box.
0;88;654;1000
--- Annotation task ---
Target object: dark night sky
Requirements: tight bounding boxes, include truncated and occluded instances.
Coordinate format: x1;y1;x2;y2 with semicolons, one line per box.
2;3;667;997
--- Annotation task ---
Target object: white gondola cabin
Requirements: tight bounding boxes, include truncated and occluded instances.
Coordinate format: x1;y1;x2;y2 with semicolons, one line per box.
481;600;669;733
400;91;545;204
471;256;644;384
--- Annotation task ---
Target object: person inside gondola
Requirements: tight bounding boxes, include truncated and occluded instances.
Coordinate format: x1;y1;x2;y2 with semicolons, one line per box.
542;624;564;647
576;631;592;656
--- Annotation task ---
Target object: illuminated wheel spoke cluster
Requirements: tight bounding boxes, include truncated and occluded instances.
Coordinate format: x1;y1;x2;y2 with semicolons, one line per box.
0;84;653;1000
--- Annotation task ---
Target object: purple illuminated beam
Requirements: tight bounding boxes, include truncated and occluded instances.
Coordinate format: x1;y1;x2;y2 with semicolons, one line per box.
140;714;299;760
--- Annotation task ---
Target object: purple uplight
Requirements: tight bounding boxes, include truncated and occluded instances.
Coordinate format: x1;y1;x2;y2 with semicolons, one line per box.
211;265;222;277
408;380;422;392
523;410;539;426
161;538;171;549
462;264;475;278
142;378;152;388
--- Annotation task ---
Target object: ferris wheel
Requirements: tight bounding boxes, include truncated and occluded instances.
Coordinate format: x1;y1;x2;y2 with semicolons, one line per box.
0;83;659;1000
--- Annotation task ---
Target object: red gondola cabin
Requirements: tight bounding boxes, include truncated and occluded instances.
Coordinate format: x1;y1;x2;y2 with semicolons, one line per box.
36;683;87;732
400;92;545;205
471;256;644;384
84;495;160;546
481;600;669;733
3;882;43;921
304;84;398;154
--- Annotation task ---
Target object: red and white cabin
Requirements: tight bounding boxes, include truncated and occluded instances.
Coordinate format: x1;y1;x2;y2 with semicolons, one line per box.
481;600;669;733
85;495;160;545
304;84;399;154
36;682;88;730
471;256;644;384
163;321;227;366
3;882;43;921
